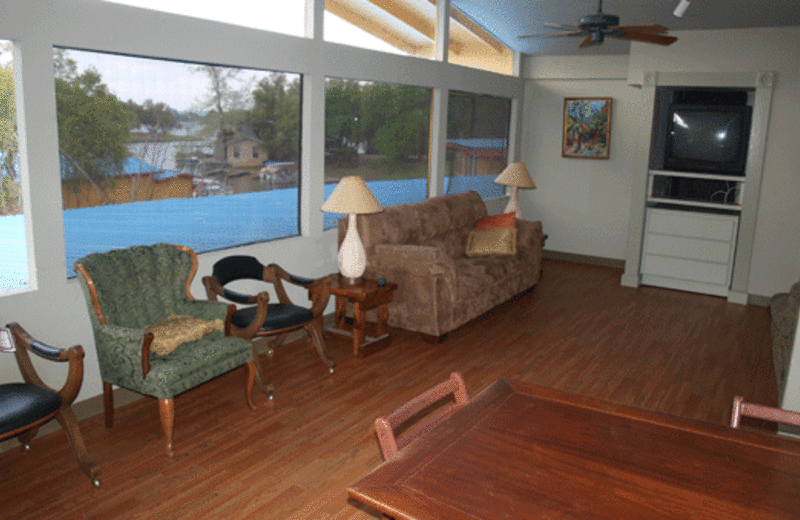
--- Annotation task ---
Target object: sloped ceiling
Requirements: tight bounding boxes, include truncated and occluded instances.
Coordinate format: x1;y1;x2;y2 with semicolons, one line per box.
452;0;800;56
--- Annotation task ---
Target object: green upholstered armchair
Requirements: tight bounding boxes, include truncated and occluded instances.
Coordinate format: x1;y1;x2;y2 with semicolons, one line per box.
74;243;257;456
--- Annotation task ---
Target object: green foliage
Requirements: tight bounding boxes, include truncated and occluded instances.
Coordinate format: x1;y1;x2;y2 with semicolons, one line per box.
373;85;430;164
325;80;429;166
55;65;135;201
249;74;301;162
0;59;20;215
125;98;179;136
325;79;362;150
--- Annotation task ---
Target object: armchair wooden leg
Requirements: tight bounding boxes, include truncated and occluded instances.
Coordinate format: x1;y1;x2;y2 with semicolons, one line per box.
244;360;258;410
305;321;335;374
250;346;275;400
55;406;101;486
266;332;288;355
17;427;38;451
158;398;175;457
103;381;114;429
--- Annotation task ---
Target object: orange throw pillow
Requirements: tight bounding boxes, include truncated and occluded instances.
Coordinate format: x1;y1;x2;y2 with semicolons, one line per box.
475;212;516;231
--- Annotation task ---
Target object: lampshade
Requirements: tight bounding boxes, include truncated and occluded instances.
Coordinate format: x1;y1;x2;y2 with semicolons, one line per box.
495;163;536;189
321;176;383;215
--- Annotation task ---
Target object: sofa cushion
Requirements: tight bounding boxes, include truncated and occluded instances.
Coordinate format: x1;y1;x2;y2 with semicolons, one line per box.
475;212;516;231
466;228;517;257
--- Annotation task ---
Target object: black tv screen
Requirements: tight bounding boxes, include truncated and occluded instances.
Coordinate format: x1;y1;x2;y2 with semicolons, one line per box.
664;104;751;175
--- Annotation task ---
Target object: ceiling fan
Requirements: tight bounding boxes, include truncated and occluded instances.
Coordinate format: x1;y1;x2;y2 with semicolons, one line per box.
518;0;678;48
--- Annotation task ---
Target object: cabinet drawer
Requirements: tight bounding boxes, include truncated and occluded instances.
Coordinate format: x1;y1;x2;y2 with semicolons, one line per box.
643;233;733;263
646;210;737;241
641;254;731;285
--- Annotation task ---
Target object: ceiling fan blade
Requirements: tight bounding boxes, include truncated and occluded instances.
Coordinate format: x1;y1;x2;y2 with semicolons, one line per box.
579;34;601;47
610;31;677;45
518;31;585;39
544;22;582;31
612;24;670;34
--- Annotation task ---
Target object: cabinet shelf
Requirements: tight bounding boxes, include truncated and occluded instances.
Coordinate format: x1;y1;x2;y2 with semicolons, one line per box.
647;170;745;212
648;169;747;182
647;197;742;212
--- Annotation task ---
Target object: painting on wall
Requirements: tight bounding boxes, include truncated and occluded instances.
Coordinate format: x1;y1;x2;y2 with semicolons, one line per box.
562;98;612;159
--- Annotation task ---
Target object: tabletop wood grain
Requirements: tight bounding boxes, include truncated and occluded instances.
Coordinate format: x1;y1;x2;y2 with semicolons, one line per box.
349;379;800;519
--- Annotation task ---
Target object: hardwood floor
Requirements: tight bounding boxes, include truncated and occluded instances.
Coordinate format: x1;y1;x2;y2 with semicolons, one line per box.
0;259;776;519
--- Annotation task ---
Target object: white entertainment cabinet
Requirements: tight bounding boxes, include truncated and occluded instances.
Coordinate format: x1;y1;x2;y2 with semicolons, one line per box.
622;71;775;305
641;169;744;297
638;85;751;298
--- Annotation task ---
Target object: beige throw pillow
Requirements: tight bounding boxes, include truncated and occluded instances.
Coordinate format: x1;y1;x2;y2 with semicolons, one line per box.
465;228;517;257
145;315;224;356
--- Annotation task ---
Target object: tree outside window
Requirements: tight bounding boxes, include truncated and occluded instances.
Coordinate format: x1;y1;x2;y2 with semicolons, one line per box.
53;48;303;276
0;39;29;294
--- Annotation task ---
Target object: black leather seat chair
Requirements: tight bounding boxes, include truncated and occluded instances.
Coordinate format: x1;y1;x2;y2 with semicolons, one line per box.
202;256;335;393
0;322;100;486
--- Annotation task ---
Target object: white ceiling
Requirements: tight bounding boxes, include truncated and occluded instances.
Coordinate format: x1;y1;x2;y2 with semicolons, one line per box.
451;0;800;56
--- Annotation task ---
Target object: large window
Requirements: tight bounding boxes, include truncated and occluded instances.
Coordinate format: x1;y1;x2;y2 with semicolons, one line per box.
446;91;511;199
101;0;306;37
54;48;302;276
0;40;28;294
323;78;431;229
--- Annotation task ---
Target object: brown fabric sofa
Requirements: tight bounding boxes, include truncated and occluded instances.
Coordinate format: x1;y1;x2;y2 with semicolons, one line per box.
338;191;545;339
770;280;800;402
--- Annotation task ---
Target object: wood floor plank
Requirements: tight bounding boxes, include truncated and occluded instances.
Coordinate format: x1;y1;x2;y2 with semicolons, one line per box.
0;259;777;518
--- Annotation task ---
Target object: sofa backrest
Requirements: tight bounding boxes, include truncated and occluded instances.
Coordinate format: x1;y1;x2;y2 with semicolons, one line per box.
339;191;487;257
75;243;196;329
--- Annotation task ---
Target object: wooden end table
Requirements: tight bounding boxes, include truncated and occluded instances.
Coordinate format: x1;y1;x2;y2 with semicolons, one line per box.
311;275;398;357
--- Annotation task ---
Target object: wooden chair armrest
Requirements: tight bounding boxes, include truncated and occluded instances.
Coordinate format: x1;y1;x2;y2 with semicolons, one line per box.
6;322;85;406
268;263;327;309
307;275;331;318
227;292;270;339
202;275;257;305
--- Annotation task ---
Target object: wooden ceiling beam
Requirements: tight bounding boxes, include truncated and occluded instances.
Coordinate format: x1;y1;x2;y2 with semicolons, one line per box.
326;0;423;55
427;0;507;53
367;0;465;54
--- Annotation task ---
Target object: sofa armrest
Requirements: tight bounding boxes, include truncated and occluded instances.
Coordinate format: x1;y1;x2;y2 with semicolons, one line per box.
370;244;458;336
517;219;546;251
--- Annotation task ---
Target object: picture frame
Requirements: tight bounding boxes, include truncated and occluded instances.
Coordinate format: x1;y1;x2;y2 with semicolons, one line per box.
562;98;612;159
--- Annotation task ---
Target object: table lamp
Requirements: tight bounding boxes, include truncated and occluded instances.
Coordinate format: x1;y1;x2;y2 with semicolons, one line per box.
321;175;383;285
494;162;536;218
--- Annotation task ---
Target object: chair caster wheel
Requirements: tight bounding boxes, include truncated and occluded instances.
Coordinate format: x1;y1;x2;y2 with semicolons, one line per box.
92;479;101;487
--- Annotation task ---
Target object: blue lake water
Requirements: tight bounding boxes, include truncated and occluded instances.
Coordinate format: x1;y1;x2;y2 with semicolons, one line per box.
0;176;499;288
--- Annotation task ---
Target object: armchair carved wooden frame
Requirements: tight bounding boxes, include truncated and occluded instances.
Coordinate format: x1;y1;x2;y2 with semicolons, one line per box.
75;243;258;456
0;323;100;486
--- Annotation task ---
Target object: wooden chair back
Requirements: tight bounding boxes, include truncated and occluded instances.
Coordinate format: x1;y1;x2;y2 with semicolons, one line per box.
730;395;800;428
375;372;469;461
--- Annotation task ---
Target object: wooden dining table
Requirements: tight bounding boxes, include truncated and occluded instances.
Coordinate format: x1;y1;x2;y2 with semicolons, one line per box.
348;378;800;519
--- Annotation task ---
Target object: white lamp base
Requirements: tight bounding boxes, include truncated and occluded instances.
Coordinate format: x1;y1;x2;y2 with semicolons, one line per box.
503;187;522;219
338;213;367;284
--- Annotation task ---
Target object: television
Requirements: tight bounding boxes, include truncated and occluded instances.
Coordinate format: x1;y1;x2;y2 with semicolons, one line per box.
664;104;752;176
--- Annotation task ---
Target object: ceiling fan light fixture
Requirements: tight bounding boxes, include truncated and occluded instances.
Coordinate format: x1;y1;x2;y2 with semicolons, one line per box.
673;0;691;18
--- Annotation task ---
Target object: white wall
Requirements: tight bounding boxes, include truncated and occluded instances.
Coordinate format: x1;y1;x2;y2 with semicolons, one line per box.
519;27;800;299
0;0;523;407
520;55;638;260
